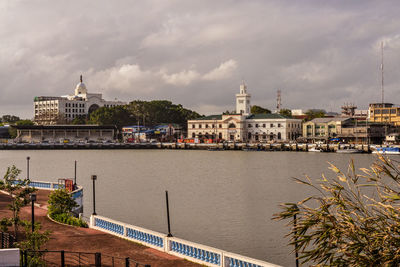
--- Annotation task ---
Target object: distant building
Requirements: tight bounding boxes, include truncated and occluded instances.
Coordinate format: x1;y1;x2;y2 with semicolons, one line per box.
303;117;350;141
15;125;117;143
368;103;400;126
187;82;302;142
34;75;126;125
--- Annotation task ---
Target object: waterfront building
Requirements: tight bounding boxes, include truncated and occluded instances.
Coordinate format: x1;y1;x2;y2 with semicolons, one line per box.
34;75;126;125
187;82;302;142
15;125;117;143
302;117;350;141
368;103;400;126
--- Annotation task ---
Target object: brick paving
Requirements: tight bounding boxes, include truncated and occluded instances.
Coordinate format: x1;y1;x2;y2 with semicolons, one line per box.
0;190;201;267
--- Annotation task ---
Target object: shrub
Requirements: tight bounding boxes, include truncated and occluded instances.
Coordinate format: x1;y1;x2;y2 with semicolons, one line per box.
274;155;400;266
50;213;87;228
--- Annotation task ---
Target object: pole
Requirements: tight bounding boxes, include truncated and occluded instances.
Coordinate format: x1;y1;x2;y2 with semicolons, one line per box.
27;156;30;180
165;190;172;237
30;194;36;233
91;175;97;215
74;160;77;187
294;213;299;267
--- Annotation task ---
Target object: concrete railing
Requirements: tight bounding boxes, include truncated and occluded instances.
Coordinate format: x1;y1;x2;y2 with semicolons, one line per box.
90;215;281;267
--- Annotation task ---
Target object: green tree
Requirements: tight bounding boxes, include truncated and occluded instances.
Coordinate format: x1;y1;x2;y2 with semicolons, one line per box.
48;189;77;216
0;166;36;240
2;115;20;123
8;120;35;138
251;105;271;114
274;156;400;266
304;109;325;121
89;106;134;128
70;115;87;125
279;109;292;118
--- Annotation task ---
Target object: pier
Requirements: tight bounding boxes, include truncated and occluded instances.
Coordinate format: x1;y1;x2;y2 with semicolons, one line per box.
0;141;375;153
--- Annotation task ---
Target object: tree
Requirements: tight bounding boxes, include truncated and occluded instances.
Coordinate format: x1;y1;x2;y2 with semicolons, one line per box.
0;166;36;240
279;109;292;118
2;115;20;123
274;155;400;266
251;105;271;114
304;109;325;121
48;189;77;216
8;120;35;138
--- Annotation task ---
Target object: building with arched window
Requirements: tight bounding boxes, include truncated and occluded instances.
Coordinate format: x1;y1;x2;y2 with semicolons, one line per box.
34;75;126;125
187;82;302;142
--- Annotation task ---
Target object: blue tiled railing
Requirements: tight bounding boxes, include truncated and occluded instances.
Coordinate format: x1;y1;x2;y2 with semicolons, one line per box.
170;240;221;265
28;181;51;189
71;189;83;199
126;228;164;248
94;218;124;235
226;257;263;267
53;183;65;189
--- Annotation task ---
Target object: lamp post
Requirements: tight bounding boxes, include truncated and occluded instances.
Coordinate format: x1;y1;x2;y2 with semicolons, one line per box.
91;175;97;215
30;193;36;233
74;160;77;189
26;156;30;180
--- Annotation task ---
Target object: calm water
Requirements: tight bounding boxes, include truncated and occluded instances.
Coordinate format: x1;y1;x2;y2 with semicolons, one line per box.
0;150;378;266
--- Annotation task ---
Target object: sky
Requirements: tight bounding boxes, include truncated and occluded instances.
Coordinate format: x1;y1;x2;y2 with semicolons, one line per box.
1;0;400;119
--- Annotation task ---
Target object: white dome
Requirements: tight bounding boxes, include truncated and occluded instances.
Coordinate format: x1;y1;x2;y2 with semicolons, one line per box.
74;75;88;95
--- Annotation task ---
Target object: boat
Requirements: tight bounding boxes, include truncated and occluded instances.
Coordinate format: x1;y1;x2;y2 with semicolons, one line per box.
336;146;363;154
372;147;400;155
308;147;322;152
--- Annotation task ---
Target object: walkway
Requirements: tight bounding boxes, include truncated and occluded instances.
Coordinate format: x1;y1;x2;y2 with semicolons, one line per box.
0;190;200;267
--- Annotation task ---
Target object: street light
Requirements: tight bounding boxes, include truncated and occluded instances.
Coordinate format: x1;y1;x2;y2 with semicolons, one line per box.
26;156;30;180
91;175;97;215
30;193;36;233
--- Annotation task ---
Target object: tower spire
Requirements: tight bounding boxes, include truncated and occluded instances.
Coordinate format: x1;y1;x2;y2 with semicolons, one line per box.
80;75;83;83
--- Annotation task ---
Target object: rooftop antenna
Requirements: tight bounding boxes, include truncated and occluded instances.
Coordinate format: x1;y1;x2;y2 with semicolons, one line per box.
276;89;282;111
381;41;384;104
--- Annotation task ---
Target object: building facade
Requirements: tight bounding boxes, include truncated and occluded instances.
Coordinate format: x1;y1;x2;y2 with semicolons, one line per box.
303;117;349;141
368;103;400;126
187;83;302;142
34;75;126;125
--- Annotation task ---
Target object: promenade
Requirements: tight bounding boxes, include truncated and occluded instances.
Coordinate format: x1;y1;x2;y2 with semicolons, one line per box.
0;190;200;267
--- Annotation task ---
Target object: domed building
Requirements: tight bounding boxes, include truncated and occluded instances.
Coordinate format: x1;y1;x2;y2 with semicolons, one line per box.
34;75;126;125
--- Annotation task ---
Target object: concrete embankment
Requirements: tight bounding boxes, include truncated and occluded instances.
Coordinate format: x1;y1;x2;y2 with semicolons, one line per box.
0;142;374;152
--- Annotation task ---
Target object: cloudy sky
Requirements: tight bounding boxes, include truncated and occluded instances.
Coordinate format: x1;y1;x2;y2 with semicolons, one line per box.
1;0;400;118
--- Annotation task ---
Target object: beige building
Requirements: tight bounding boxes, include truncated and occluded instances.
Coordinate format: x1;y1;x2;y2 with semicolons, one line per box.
187;83;302;142
368;103;400;126
303;117;350;140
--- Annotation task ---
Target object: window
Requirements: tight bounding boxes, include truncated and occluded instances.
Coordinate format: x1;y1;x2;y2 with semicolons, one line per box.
278;123;281;127
262;124;266;128
219;133;222;139
277;132;281;139
219;124;222;128
205;124;209;128
192;124;195;129
238;100;244;104
255;124;259;128
228;123;236;128
199;124;202;128
270;124;274;128
248;124;252;128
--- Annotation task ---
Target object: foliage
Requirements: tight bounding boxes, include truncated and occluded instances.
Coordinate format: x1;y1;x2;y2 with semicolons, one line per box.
0;166;36;240
304;109;326;121
47;189;87;227
8;120;35;138
279;108;292;118
48;189;78;216
222;110;236;115
16;221;51;267
50;213;88;227
70;115;87;125
88;100;201;129
0;217;12;232
274;155;400;266
251;105;271;114
1;115;20;123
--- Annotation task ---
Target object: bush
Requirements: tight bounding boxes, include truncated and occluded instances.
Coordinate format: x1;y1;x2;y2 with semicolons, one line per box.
50;213;87;228
274;155;400;266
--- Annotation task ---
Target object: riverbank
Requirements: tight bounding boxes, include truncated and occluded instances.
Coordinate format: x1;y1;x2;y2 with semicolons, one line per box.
0;141;385;152
0;190;201;267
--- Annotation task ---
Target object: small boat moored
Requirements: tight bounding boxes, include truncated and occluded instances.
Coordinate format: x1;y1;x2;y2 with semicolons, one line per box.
372;147;400;155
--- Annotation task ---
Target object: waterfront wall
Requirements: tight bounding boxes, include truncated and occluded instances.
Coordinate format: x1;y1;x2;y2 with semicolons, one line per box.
90;214;281;267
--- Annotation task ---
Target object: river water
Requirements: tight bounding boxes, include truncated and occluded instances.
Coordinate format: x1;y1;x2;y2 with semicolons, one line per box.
0;150;379;266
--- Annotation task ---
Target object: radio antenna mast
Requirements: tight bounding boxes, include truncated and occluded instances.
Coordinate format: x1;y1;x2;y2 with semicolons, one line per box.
381;41;384;104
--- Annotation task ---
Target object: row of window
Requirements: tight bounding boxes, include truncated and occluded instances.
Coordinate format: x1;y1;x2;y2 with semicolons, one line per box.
65;108;85;113
191;123;300;129
66;103;85;108
192;124;223;129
